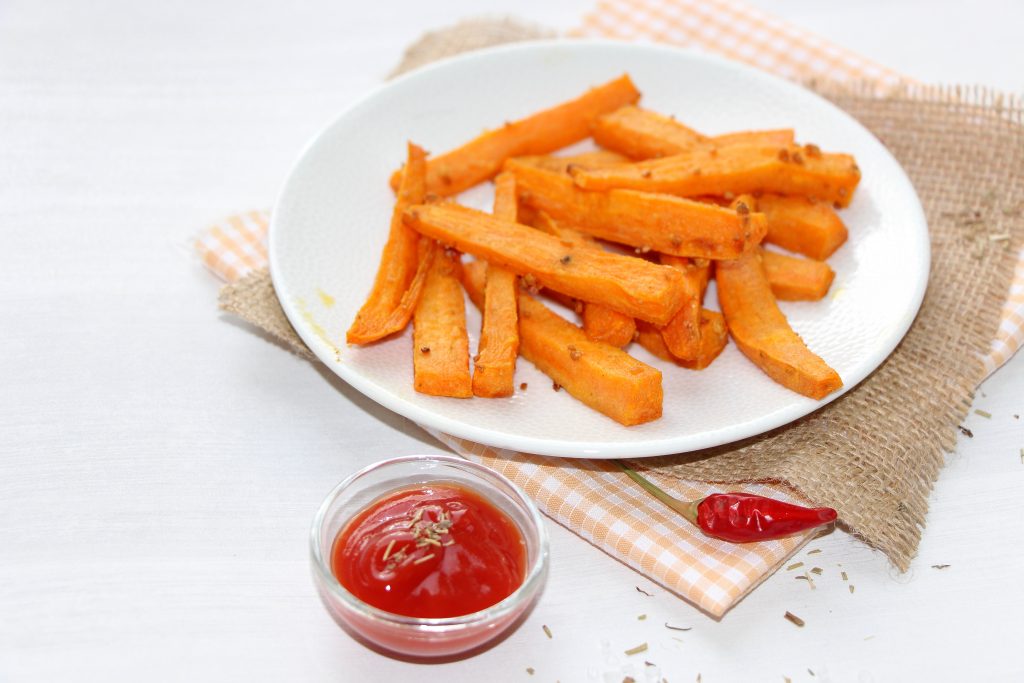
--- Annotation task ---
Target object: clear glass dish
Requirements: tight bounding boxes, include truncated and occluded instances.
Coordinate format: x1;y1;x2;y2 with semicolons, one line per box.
310;455;549;658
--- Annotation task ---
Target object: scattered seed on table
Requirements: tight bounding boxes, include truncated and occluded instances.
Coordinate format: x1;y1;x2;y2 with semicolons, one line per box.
958;425;974;438
932;564;951;569
526;667;534;676
624;642;648;656
636;586;653;596
841;571;849;582
787;562;804;571
975;409;992;419
784;611;805;627
849;584;856;594
665;622;692;632
811;567;823;575
637;614;647;621
807;549;822;555
542;624;552;639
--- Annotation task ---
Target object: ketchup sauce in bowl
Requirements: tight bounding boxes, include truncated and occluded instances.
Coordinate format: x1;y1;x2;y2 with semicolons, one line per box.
311;456;548;658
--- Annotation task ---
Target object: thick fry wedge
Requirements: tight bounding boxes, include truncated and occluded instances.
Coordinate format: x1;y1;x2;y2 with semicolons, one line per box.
506;160;767;260
760;248;835;301
413;250;472;398
403;203;686;326
635;310;728;370
473;172;520;398
463;261;662;425
716;250;842;399
570;144;860;207
592;105;794;159
530;210;636;347
758;194;849;260
347;142;434;344
388;75;641;196
658;255;711;360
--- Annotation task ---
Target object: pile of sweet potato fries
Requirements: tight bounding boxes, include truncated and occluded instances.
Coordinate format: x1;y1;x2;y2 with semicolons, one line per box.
346;74;856;426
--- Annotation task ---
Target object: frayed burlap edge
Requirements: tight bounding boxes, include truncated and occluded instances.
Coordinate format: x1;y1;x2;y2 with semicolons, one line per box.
217;20;1024;569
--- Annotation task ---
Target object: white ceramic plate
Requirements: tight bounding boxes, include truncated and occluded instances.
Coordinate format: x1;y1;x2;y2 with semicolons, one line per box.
269;40;929;459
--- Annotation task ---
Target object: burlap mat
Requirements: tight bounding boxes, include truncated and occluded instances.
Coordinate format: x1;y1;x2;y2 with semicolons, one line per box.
219;20;1024;570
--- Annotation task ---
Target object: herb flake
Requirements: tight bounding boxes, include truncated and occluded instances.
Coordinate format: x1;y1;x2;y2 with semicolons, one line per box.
624;642;649;656
784;611;805;627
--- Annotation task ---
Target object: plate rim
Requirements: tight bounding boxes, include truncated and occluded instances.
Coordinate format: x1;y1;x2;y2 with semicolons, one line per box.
268;38;930;459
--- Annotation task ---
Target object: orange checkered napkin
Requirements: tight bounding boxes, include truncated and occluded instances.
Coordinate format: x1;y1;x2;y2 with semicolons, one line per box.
196;0;1024;615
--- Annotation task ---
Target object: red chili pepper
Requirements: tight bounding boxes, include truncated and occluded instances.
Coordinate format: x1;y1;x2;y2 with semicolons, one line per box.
617;462;837;543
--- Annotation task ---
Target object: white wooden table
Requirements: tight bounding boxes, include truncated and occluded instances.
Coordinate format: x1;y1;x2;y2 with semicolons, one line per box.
2;1;1022;680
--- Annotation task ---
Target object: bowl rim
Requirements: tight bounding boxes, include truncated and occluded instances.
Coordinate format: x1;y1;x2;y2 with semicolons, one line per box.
310;454;549;630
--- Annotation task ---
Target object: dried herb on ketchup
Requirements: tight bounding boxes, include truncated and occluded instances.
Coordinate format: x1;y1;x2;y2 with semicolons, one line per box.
616;462;838;543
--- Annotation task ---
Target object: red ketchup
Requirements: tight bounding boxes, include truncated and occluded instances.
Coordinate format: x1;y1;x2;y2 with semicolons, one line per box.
332;483;526;618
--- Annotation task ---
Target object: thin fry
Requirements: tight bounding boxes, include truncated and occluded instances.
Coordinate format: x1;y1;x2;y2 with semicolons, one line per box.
472;172;520;397
413;250;472;398
717;242;842;399
404;203;687;326
658;255;711;359
507;159;767;259
592;105;794;159
348;142;433;344
389;75;641;195
463;261;663;425
570;144;861;207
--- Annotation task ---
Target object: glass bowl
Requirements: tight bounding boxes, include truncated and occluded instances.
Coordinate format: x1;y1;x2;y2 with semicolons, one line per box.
310;455;549;658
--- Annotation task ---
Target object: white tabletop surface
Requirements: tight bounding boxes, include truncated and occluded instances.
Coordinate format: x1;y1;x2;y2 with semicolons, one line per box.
2;1;1022;681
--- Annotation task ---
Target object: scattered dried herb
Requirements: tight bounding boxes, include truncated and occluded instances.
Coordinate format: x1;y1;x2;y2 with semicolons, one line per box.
622;678;635;683
637;614;647;621
975;409;992;419
808;668;816;677
665;622;692;632
932;564;951;570
625;642;649;656
412;552;435;565
796;573;816;590
519;382;528;391
849;584;855;594
786;562;804;571
807;549;822;555
542;624;552;639
784;611;805;627
958;425;974;438
810;567;823;575
526;668;534;676
644;660;656;667
636;586;653;596
841;571;848;582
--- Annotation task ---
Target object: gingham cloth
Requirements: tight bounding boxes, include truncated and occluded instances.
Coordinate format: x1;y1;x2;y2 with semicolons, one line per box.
196;0;1024;616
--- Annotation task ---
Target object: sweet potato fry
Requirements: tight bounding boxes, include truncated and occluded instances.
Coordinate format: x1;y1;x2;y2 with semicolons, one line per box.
530;210;636;347
758;194;848;260
760;248;835;301
472;173;520;398
389;75;641;196
403;203;687;326
592;105;795;160
463;261;662;425
347;142;434;344
658;255;711;360
716;250;842;399
570;144;861;207
635;310;728;370
413;250;472;398
513;150;631;175
506;160;767;259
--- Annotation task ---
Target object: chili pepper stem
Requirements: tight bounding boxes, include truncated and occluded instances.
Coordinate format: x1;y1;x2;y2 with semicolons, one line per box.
615;460;699;525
